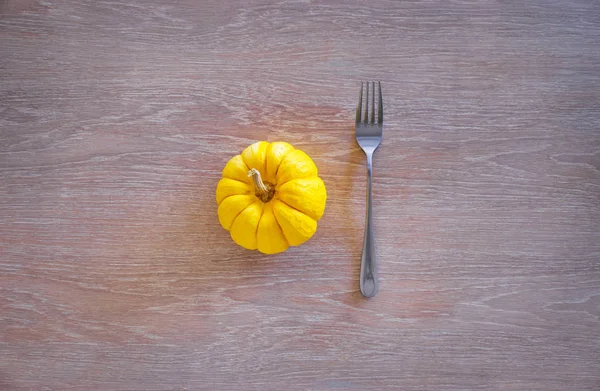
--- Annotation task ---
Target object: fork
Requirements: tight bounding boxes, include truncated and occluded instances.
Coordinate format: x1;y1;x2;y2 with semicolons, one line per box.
356;81;383;298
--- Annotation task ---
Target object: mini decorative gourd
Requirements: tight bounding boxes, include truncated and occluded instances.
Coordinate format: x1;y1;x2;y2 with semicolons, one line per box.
216;141;327;254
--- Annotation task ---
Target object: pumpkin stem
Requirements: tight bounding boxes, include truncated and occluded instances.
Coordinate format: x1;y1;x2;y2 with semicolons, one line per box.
247;168;275;202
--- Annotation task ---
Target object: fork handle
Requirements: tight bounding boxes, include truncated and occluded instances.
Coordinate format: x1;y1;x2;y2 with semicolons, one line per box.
360;152;379;297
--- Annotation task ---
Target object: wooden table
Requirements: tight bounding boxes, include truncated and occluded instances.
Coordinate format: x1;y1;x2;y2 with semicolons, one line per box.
2;1;600;390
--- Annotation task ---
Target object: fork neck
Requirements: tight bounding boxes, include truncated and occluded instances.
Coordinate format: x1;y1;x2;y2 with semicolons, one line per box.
365;151;373;172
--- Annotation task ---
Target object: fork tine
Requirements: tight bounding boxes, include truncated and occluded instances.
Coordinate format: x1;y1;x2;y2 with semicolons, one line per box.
356;82;363;123
377;81;383;124
370;81;375;124
364;81;369;123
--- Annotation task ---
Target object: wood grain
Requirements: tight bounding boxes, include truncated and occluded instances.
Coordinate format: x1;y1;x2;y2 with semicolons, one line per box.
1;0;600;390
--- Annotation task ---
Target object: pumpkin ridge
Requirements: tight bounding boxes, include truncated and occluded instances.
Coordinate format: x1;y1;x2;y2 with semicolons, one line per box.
226;200;256;232
240;154;252;173
216;178;254;204
273;148;294;180
219;193;255;206
271;203;292;245
276;199;315;222
222;178;250;186
241;141;269;177
275;216;289;247
274;149;318;186
254;204;267;245
223;156;251;182
264;142;273;182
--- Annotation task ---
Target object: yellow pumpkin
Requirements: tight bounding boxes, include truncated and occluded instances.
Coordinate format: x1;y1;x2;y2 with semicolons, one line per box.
216;141;327;254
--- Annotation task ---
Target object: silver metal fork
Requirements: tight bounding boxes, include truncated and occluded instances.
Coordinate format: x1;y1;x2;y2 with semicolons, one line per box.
356;81;383;298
